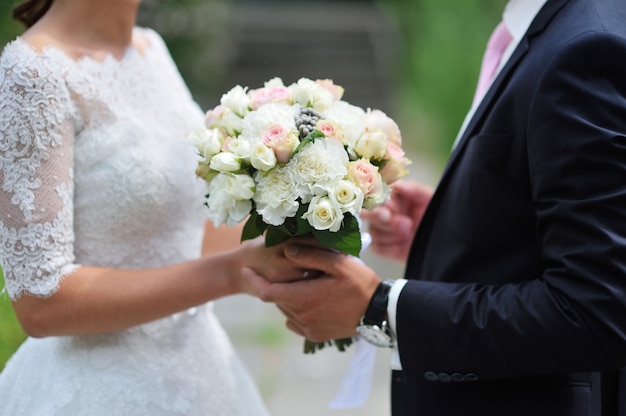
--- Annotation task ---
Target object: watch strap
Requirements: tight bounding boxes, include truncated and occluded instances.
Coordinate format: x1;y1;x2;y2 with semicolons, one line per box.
362;280;394;326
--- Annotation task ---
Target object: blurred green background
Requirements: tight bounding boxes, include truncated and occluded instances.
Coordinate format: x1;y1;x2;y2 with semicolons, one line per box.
0;0;506;370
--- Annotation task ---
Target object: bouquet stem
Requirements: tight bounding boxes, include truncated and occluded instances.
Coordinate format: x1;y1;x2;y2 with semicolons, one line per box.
304;337;354;354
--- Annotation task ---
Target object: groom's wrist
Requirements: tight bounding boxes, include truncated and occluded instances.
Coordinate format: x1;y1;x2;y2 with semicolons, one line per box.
356;280;396;348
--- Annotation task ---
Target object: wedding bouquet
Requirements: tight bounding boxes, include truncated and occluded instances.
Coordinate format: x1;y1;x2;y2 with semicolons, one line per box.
192;77;411;352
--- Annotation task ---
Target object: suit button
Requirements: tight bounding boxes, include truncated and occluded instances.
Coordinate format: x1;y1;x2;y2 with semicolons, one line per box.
465;373;478;381
437;372;451;382
424;371;438;382
451;372;465;382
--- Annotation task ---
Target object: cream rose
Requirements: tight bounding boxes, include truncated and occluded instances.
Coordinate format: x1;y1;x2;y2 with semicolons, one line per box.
209;152;241;173
365;109;402;146
250;142;278;171
330;180;364;215
354;130;388;161
302;194;344;232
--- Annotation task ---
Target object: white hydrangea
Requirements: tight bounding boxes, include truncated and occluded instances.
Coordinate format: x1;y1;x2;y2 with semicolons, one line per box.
206;173;255;226
322;101;366;151
253;166;300;226
287;138;349;203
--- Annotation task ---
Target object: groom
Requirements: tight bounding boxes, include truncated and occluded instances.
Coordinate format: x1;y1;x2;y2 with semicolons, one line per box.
245;0;626;414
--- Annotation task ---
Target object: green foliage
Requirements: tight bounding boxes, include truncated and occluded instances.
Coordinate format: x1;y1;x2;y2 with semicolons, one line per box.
0;3;28;373
136;0;232;110
0;267;26;371
382;0;507;166
0;1;23;48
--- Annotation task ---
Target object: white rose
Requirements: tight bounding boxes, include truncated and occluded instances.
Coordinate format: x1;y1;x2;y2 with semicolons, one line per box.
206;173;255;226
302;194;344;232
354;130;387;160
209;152;241;173
220;110;244;136
220;85;251;116
253;167;300;226
289;78;334;111
227;139;251;163
191;128;223;160
265;77;286;88
250;142;277;171
330;180;364;215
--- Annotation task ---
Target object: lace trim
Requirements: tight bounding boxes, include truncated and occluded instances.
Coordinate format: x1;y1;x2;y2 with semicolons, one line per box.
1;181;79;300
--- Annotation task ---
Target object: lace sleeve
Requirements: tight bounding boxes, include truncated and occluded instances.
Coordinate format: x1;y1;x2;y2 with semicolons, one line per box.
0;43;80;300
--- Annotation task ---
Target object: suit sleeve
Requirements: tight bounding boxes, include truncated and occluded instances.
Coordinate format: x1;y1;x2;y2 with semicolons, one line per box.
396;31;626;382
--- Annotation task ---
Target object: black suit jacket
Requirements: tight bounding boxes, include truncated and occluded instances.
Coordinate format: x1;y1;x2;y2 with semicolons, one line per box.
394;0;626;414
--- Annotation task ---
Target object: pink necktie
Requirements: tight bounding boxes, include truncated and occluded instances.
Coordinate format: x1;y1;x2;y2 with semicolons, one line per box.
472;21;513;106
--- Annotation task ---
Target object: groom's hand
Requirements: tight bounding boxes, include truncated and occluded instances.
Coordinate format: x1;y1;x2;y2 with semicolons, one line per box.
243;244;381;342
362;180;433;262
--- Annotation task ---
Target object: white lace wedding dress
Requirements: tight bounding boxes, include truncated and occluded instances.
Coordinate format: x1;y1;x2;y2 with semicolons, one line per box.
0;27;270;416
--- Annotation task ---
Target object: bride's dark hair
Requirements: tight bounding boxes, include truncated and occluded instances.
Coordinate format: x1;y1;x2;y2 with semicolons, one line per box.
13;0;53;28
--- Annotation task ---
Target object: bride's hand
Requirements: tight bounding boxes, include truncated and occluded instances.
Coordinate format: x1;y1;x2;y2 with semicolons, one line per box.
234;236;322;295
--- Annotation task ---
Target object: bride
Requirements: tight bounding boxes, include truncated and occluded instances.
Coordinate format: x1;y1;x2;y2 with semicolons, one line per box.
0;0;304;414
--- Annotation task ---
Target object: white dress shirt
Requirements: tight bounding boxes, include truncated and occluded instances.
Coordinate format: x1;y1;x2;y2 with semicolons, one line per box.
388;0;549;371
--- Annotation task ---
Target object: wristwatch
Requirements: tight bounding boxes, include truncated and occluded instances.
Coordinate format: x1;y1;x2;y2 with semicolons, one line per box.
356;280;395;348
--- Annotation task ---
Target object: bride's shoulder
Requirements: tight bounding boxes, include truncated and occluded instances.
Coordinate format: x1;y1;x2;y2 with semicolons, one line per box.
0;33;72;100
1;31;66;71
133;26;168;54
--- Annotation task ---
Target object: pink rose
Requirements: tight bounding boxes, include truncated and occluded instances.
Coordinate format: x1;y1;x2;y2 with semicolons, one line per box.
380;142;411;183
248;87;292;110
260;124;299;164
316;120;343;142
347;159;383;198
316;79;345;101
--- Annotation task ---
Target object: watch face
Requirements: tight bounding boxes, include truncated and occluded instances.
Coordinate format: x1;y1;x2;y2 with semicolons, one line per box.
356;325;394;348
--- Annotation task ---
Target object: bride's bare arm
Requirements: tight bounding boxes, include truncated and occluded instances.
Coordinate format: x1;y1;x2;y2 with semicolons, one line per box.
11;238;298;338
202;220;245;255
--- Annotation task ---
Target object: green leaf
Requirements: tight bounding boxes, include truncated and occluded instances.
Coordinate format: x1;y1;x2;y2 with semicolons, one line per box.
312;213;362;257
241;212;267;242
293;129;325;155
265;226;293;247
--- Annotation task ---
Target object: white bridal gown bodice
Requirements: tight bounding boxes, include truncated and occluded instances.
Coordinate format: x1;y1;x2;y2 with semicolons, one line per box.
0;27;269;416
